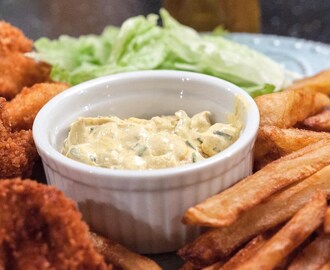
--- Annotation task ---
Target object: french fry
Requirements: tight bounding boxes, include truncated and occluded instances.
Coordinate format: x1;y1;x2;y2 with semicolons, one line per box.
180;71;330;270
319;262;330;270
324;207;330;234
180;259;224;269
285;69;330;95
254;126;330;169
218;234;269;270
89;232;162;270
287;233;330;270
182;261;224;270
180;261;199;270
254;89;330;128
202;262;224;270
302;106;330;132
179;165;330;267
182;140;330;228
236;192;326;270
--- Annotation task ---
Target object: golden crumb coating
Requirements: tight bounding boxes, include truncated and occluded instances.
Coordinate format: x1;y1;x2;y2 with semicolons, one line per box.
0;20;32;53
0;21;50;100
0;179;111;270
2;82;69;131
0;98;37;178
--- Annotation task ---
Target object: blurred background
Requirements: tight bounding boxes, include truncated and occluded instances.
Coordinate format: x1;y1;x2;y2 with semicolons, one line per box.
0;0;329;43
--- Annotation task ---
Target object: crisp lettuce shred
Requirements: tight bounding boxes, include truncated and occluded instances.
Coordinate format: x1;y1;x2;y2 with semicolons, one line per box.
33;9;288;97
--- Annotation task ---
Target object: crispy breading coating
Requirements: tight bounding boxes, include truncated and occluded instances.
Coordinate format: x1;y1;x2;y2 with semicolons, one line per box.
2;82;69;131
0;179;111;270
0;98;37;178
0;21;50;100
0;20;32;53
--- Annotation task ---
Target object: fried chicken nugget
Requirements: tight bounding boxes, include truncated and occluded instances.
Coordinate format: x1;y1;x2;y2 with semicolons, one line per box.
0;98;37;178
0;21;50;100
0;21;32;52
2;82;69;131
0;179;111;270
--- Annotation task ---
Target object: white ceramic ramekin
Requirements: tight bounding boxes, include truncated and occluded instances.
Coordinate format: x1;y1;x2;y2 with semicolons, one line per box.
33;70;259;254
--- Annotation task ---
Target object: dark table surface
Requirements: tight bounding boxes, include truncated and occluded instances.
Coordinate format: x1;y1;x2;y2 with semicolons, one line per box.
1;1;329;269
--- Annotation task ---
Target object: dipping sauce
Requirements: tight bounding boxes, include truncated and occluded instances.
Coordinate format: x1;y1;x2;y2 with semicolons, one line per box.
61;110;242;170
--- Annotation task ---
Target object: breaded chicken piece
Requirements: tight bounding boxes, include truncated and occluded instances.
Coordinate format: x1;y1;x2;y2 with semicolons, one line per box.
0;179;111;270
0;98;37;178
0;21;50;100
2;82;69;131
0;21;32;52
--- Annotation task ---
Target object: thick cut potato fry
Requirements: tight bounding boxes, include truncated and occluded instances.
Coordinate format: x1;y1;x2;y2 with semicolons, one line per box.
203;262;224;270
181;261;224;270
302;106;330;132
288;233;330;270
324;208;330;234
182;140;330;228
254;126;330;170
180;261;199;270
1;82;69;131
89;232;162;270
285;69;330;95
320;262;330;270
254;89;330;128
179;165;330;267
237;192;326;270
218;234;269;270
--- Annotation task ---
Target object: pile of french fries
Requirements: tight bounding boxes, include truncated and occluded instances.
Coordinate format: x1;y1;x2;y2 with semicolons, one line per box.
178;70;330;270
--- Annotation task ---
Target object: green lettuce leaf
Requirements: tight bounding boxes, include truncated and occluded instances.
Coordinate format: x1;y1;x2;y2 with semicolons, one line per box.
33;8;288;96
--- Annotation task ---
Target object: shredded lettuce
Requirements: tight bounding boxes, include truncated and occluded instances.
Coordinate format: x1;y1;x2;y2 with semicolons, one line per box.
33;9;288;96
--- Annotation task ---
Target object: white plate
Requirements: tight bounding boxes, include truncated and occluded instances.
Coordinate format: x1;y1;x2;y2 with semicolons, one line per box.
228;33;330;76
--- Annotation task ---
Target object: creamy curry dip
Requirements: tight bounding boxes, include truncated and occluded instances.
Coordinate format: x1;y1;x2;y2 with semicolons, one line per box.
61;110;242;170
